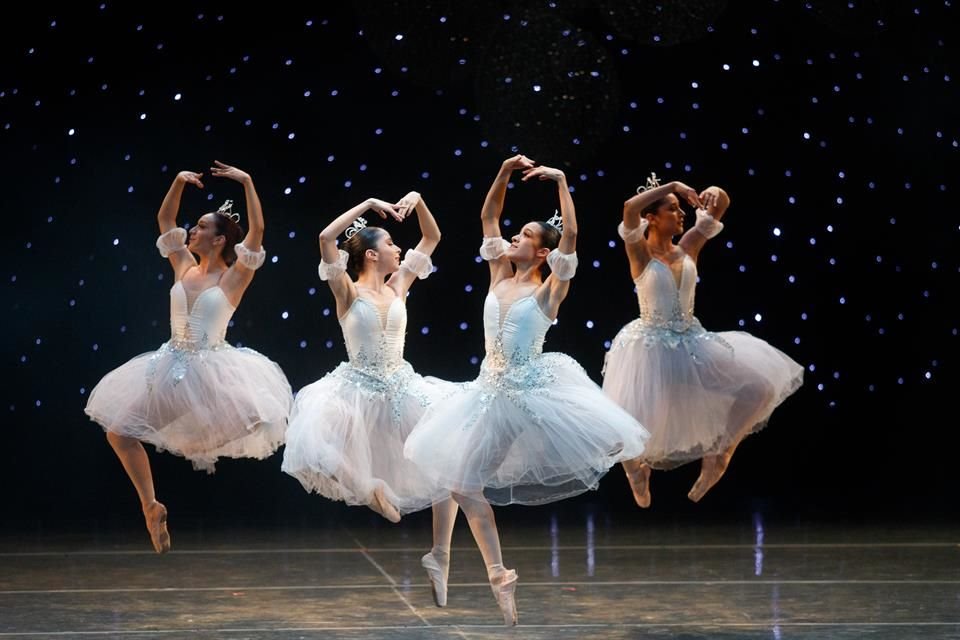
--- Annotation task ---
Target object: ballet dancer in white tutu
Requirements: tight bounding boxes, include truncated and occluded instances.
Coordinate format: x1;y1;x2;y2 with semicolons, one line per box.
603;173;803;507
85;162;293;552
405;155;649;625
281;191;453;524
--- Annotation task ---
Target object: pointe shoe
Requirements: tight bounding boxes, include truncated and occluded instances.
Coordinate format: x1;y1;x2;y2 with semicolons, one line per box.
687;454;731;503
369;486;401;523
421;552;448;607
490;569;518;626
624;463;652;508
143;501;170;554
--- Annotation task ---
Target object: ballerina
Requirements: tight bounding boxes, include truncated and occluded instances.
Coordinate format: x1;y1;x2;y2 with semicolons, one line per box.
85;162;292;552
603;174;803;506
281;191;452;524
405;155;648;624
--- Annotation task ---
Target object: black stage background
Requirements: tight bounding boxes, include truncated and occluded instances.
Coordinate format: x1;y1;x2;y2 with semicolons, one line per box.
1;1;956;532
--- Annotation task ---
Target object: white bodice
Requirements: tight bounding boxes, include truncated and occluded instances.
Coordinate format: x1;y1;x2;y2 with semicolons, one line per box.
340;296;407;374
634;255;699;331
169;282;236;348
483;293;552;368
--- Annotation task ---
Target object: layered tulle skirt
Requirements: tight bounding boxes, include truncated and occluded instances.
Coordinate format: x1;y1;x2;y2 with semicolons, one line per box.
603;319;803;469
85;340;292;472
282;361;453;515
404;352;649;506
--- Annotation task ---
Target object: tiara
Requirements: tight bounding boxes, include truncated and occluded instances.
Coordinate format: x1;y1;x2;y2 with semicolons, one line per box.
216;199;241;223
345;216;368;239
546;209;563;232
636;172;662;194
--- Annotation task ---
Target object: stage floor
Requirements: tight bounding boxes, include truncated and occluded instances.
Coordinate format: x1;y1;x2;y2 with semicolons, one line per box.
1;510;958;638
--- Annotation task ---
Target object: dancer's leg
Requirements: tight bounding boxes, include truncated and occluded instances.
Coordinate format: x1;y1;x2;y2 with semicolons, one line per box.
452;492;517;626
422;497;458;606
622;457;652;508
106;432;170;553
688;380;775;502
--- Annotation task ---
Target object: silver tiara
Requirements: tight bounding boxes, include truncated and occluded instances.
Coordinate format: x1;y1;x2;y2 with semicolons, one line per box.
345;216;368;239
636;172;662;194
216;199;240;223
546;209;563;232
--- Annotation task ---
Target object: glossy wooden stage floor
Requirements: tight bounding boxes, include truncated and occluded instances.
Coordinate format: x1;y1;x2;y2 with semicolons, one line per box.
1;510;958;639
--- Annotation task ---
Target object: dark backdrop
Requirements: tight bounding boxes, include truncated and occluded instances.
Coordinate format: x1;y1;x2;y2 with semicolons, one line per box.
1;1;955;532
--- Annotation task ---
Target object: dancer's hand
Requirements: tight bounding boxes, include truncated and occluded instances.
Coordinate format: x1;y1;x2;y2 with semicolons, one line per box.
672;181;703;208
698;186;724;210
521;165;565;183
501;154;536;173
209;160;251;185
176;171;204;189
368;198;403;222
394;191;421;219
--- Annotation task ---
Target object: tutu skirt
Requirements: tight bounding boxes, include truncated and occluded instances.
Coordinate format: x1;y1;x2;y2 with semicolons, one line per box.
85;340;292;472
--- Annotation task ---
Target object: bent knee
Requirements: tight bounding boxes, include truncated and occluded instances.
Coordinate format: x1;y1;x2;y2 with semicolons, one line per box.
106;431;139;449
743;380;776;409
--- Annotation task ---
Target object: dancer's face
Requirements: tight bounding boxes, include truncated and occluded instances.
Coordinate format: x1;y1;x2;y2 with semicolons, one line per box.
188;214;226;256
507;223;550;264
364;232;402;274
646;194;686;237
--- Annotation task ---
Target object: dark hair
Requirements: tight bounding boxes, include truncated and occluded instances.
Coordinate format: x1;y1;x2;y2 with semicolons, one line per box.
210;213;245;265
528;221;562;276
343;226;387;274
532;221;561;251
641;196;671;216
